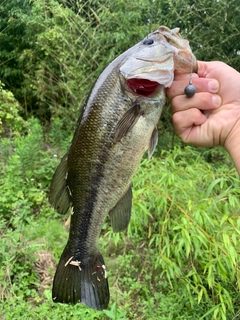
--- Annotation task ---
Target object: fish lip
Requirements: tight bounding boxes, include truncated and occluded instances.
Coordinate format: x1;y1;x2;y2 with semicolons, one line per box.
135;57;171;64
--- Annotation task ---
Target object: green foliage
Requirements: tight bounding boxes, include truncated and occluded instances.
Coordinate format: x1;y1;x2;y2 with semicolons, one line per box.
102;146;240;320
0;0;32;89
0;81;26;136
3;111;240;319
157;0;240;69
1;0;239;126
0;117;61;226
0;226;40;302
128;147;240;319
0;125;239;319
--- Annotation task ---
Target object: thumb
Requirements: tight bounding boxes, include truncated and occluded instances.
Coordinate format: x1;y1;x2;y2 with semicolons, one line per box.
197;61;216;78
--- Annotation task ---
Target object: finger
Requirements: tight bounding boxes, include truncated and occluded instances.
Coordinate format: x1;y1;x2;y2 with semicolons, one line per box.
171;92;222;113
197;60;225;78
167;77;219;100
172;108;207;140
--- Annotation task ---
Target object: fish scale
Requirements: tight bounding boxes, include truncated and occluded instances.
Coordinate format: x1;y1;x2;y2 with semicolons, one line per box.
49;26;197;310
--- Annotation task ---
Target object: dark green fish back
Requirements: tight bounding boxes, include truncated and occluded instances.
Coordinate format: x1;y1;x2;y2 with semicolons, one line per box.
49;65;133;310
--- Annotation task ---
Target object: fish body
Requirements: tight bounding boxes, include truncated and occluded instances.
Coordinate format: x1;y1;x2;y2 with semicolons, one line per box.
49;26;197;310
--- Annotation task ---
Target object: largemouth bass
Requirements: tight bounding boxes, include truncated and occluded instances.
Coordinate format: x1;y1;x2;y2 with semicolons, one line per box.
49;26;197;310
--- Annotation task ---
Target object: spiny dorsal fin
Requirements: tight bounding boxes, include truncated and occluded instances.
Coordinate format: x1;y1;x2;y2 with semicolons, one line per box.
49;153;71;214
113;102;142;142
109;184;132;232
148;126;158;159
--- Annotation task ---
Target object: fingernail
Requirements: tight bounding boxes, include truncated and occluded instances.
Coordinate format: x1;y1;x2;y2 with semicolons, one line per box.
208;80;219;92
212;94;221;107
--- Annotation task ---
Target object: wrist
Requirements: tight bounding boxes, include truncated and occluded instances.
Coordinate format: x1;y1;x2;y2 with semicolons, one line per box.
224;119;240;175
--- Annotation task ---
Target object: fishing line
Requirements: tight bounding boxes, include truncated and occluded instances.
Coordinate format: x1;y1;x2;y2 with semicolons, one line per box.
184;58;196;98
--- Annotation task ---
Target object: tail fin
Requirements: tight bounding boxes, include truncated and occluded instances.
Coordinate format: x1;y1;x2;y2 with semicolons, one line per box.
52;250;110;310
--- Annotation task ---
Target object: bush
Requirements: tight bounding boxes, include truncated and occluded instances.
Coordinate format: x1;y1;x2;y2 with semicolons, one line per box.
0;117;61;225
128;147;240;319
1;0;239;125
102;147;240;319
0;81;25;137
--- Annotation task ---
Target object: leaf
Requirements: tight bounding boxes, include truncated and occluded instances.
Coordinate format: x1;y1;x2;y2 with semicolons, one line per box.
197;288;204;304
217;259;227;281
220;213;229;226
205;178;224;197
222;233;230;247
207;264;215;288
228;245;237;266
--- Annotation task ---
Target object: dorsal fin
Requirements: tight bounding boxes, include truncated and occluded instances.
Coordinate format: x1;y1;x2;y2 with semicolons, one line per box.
49;153;71;214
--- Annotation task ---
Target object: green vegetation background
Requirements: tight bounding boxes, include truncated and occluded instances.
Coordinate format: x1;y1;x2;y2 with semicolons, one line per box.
0;1;239;319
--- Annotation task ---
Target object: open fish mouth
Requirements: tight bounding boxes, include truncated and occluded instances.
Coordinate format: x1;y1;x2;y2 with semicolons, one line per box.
126;78;160;97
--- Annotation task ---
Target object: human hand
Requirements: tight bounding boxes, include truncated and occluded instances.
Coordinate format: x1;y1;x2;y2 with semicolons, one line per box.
167;61;240;173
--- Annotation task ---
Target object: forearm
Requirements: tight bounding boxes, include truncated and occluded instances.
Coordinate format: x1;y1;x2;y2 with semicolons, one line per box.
227;146;240;175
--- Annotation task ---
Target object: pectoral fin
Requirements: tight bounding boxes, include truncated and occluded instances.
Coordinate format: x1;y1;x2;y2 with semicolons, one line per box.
113;102;142;142
148;126;158;159
109;184;132;232
49;153;71;214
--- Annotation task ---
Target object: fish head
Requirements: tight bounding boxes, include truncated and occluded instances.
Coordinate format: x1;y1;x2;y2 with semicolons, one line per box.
119;26;197;96
157;26;198;74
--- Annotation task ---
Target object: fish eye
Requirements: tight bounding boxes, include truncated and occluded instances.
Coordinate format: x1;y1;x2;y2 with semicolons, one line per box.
143;38;154;45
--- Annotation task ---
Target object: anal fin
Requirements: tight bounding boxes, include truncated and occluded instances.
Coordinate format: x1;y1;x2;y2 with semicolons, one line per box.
109;184;132;232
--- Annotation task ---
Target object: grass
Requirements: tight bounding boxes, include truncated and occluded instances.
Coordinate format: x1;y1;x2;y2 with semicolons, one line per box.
0;120;239;319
